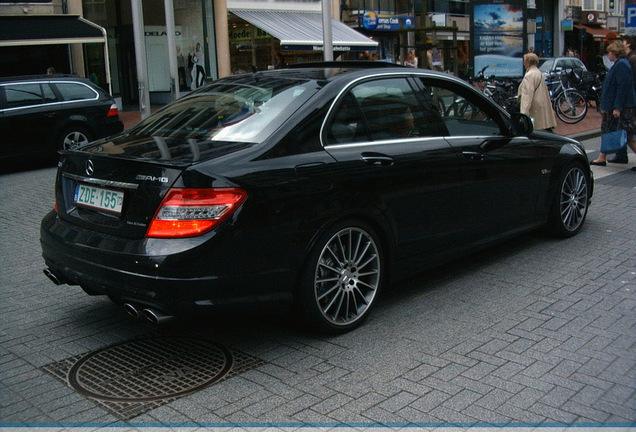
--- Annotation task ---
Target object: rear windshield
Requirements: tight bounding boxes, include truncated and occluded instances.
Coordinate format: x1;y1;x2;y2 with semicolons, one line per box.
128;75;315;143
81;75;318;163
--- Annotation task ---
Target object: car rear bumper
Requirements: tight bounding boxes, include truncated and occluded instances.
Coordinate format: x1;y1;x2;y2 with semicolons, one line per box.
40;211;294;317
95;118;124;139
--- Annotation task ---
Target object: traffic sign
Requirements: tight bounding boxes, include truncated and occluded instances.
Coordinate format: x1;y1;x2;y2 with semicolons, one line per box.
627;4;636;35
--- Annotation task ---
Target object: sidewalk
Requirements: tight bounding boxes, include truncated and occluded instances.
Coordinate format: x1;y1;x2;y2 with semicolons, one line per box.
553;105;602;139
119;104;602;139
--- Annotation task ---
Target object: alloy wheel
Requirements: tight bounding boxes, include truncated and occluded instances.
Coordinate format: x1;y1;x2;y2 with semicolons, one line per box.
314;227;381;327
63;131;89;150
560;166;588;232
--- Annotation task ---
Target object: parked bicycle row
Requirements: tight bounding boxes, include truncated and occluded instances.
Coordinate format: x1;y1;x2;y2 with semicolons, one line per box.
467;65;605;125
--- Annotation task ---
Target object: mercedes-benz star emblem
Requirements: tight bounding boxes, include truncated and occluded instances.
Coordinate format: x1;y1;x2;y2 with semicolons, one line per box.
85;160;94;176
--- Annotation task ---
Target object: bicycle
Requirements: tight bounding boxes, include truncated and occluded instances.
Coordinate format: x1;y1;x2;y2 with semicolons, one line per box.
546;71;588;124
470;66;520;115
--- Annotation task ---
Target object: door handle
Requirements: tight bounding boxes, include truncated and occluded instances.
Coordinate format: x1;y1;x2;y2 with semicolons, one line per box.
361;153;394;166
462;150;484;161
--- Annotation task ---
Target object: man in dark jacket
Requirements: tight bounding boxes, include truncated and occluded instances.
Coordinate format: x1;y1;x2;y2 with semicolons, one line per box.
610;35;636;164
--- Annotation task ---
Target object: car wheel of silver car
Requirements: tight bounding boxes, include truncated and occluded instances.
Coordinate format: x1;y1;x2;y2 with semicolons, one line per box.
298;221;384;333
548;162;590;237
60;127;90;151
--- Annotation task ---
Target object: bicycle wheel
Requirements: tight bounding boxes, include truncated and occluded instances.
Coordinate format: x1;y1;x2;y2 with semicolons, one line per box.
555;90;588;124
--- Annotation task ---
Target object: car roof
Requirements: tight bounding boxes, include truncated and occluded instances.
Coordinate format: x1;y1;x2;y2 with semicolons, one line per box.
539;57;585;64
0;74;95;84
227;61;459;85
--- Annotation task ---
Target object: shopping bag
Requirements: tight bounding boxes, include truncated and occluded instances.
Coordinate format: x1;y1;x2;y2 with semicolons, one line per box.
600;119;627;154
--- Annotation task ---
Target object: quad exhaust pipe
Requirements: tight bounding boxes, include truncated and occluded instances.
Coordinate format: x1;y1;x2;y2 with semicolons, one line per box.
43;268;67;285
123;303;141;319
43;271;174;324
123;303;173;324
142;308;174;324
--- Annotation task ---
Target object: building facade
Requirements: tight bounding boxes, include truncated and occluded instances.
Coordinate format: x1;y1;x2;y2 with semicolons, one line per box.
0;0;630;111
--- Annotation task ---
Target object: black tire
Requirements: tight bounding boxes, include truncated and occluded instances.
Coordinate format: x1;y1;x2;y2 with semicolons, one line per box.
547;162;590;237
59;126;91;151
297;220;384;334
554;90;588;124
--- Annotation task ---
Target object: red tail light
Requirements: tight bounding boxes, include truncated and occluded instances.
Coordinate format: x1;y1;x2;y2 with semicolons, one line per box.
147;188;247;238
107;103;119;117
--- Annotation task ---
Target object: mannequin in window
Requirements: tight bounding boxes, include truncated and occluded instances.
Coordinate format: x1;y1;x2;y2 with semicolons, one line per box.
191;42;205;89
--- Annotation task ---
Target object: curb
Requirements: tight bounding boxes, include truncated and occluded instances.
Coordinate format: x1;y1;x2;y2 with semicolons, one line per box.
568;129;601;141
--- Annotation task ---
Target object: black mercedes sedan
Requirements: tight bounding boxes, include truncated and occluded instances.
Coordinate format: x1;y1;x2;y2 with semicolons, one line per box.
41;62;593;333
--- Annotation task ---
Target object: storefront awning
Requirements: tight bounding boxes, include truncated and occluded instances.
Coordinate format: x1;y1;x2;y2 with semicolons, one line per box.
573;24;612;39
230;10;378;52
0;15;106;47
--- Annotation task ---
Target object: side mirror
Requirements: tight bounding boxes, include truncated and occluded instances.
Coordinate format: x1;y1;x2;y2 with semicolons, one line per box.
510;112;533;136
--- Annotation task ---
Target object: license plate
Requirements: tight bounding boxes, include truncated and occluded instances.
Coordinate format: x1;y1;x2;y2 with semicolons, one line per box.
73;183;124;214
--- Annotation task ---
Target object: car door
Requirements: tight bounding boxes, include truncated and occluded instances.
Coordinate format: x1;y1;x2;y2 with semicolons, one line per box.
51;81;101;125
418;77;543;241
323;76;464;268
0;82;60;159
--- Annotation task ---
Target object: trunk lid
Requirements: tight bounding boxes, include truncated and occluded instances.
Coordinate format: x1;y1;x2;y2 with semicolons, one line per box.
55;150;186;239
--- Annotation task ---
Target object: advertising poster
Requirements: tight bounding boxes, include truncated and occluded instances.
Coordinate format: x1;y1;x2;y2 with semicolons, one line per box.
471;1;526;78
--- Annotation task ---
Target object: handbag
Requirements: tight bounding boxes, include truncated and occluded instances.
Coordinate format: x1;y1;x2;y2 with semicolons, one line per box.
600;118;627;154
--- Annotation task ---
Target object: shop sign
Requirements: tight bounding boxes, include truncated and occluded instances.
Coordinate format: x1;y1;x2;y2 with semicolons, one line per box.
586;12;598;24
229;26;270;43
562;19;573;31
281;44;372;52
567;6;582;21
361;11;414;31
596;12;608;25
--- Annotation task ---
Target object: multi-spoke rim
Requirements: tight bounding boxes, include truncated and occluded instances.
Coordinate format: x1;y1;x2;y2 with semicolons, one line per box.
560;167;588;232
314;227;381;326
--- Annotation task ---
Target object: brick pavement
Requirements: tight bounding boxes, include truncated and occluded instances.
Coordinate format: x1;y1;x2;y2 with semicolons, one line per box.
1;135;634;429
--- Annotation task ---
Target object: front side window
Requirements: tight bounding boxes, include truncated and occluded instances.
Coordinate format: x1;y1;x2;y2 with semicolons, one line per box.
422;79;501;137
3;83;51;108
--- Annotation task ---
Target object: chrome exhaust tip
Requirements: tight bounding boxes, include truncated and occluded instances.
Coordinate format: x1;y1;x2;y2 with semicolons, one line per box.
43;268;62;285
142;308;174;324
123;303;141;319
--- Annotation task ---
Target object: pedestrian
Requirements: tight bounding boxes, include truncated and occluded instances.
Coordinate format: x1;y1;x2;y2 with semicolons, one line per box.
427;46;442;71
608;35;636;164
274;53;285;69
590;41;636;168
517;52;557;132
404;51;418;68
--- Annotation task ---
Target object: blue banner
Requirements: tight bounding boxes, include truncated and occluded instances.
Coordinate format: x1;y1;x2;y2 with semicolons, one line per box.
361;12;414;31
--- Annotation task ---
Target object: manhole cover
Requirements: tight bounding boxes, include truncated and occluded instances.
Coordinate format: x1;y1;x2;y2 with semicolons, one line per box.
67;337;232;402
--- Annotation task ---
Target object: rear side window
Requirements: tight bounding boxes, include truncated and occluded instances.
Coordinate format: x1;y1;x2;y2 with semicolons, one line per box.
55;82;98;101
3;83;57;108
325;77;447;145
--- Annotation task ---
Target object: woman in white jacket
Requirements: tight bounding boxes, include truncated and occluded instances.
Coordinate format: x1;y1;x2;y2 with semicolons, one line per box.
518;53;557;131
